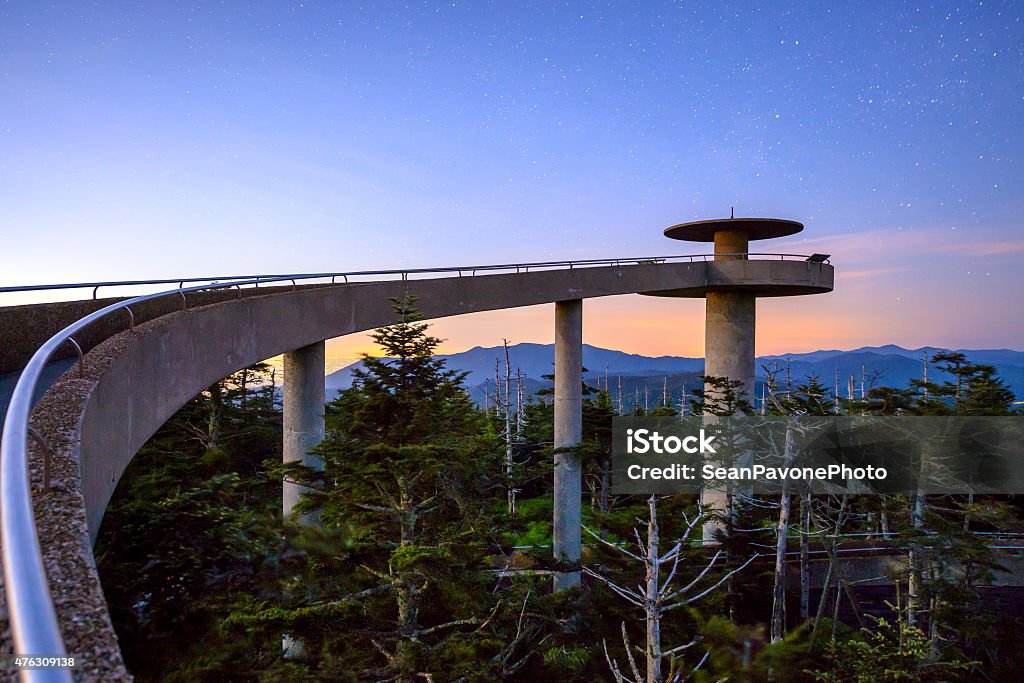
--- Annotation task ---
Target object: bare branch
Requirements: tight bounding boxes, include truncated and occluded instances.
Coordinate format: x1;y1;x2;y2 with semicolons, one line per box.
663;638;700;657
583;525;646;562
307;583;393;609
633;527;647;559
372;480;401;510
659;539;684;565
679;650;710;683
359;563;393;583
663;549;722;602
355;501;400;516
621;622;643;683
516;590;531;638
603;638;635;683
667;553;760;610
659;546;684;598
582;567;644;607
412;495;437;514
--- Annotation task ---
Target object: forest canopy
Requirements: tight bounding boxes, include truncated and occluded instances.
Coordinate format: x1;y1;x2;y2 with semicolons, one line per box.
97;301;1024;682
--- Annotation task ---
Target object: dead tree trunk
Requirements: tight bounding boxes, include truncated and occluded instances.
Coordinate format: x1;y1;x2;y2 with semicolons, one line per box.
800;493;811;622
645;496;663;683
811;495;852;642
770;425;796;642
587;504;758;683
503;340;516;515
908;490;924;627
207;381;222;449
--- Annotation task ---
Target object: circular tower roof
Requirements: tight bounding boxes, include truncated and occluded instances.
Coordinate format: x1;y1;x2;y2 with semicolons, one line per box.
664;217;803;242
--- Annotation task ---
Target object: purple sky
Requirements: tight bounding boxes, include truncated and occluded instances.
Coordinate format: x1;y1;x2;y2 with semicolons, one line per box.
2;2;1021;358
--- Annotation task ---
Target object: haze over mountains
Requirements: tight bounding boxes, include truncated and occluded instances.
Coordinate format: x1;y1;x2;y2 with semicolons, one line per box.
326;343;1024;407
4;344;1021;423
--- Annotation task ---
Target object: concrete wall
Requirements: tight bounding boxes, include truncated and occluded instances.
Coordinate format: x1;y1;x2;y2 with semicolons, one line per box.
0;288;283;375
641;258;833;298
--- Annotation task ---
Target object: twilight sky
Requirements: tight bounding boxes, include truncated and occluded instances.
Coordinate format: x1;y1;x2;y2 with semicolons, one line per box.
2;2;1022;361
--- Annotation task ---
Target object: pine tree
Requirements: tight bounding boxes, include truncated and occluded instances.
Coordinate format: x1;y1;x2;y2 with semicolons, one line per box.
284;296;538;681
96;362;288;680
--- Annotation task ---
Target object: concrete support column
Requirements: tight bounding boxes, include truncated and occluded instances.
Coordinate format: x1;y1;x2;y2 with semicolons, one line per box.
553;299;583;591
282;341;325;658
713;229;749;260
702;292;756;542
283;341;326;520
704;291;756;403
703;229;755;542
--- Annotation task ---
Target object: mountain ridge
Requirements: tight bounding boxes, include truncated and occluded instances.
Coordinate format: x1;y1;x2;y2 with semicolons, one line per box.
326;343;1024;400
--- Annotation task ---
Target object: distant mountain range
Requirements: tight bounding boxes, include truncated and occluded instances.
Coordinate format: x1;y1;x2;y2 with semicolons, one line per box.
326;343;1024;409
3;344;1020;424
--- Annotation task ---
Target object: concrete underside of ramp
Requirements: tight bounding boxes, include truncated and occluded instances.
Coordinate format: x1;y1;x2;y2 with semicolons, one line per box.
3;259;832;679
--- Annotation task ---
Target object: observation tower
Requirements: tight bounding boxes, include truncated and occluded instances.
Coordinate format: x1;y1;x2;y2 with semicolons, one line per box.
646;216;831;408
645;215;833;540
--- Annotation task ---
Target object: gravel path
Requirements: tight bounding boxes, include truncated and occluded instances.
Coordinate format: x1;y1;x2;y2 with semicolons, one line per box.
0;324;152;681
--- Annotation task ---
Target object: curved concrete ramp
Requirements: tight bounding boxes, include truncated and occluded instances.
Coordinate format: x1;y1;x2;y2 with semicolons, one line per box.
16;258;831;679
78;259;831;539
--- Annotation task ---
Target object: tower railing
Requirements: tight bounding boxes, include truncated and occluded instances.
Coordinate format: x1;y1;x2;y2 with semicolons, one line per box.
0;252;825;298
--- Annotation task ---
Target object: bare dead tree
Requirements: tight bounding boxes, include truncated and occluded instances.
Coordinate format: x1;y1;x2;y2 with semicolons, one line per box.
515;367;525;441
922;351;929;402
447;591;547;682
503;340;515;515
494;359;501;417
908;489;925;627
757;366;819;639
800;493;811;621
834;366;840;415
183;382;223;451
809;494;863;644
585;500;757;683
770;424;798;643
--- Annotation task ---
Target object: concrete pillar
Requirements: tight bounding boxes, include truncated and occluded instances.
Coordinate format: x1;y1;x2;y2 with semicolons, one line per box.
704;292;756;403
703;232;756;542
283;341;326;519
282;341;325;659
706;228;755;401
713;229;749;260
553;299;583;591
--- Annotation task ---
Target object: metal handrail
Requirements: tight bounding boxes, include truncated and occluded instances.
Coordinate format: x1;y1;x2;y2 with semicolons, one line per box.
0;252;826;297
0;251;825;680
